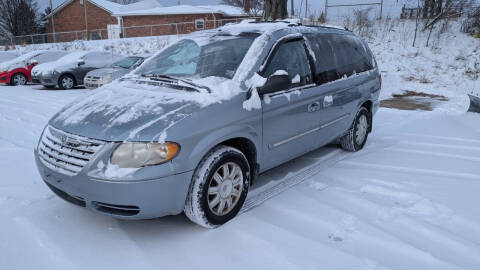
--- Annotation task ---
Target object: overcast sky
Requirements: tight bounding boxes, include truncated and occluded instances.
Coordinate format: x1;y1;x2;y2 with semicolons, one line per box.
37;0;413;20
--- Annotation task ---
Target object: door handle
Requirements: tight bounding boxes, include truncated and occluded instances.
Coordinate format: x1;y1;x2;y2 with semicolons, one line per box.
308;101;321;112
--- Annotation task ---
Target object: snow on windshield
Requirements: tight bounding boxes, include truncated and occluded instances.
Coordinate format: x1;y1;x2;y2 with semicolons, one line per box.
136;34;257;80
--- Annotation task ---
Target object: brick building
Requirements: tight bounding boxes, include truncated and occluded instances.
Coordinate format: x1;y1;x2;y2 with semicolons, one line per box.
44;0;248;42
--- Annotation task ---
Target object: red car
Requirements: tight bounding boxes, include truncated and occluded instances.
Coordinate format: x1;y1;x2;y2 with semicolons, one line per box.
0;51;66;86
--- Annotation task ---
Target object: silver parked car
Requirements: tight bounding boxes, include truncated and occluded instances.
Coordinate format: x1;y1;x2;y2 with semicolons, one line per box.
34;21;381;228
84;56;147;89
31;51;124;89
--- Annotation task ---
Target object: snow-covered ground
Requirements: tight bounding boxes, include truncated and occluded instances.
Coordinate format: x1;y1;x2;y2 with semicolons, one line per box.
2;19;480;269
1;84;480;269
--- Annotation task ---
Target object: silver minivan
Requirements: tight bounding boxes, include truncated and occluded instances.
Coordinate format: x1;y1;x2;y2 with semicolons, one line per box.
34;21;381;228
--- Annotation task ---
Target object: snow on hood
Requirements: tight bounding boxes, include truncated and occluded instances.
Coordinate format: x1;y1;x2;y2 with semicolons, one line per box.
0;51;46;71
0;52;19;63
50;76;240;142
32;51;93;75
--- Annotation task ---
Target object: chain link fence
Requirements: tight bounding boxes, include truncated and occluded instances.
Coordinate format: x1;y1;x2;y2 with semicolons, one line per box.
9;17;259;46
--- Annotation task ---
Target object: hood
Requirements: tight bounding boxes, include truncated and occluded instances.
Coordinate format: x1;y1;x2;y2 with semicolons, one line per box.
50;76;243;142
49;79;214;142
0;51;45;71
87;67;127;78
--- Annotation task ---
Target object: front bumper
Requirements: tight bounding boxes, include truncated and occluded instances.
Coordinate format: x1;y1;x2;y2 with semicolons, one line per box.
84;76;109;89
0;72;11;84
35;150;193;219
31;74;58;86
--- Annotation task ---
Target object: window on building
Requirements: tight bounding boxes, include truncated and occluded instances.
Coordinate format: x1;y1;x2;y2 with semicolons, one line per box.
90;31;102;40
195;19;205;30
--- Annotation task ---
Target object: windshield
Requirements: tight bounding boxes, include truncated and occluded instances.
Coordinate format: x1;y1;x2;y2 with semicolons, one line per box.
136;34;257;79
112;56;142;69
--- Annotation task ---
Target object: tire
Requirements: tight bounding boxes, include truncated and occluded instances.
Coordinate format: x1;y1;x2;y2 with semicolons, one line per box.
58;74;75;90
184;145;250;228
10;73;28;86
340;107;371;152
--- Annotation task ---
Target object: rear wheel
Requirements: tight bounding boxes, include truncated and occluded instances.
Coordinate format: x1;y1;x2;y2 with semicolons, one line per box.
58;74;75;90
340;107;371;152
184;146;250;228
10;73;27;86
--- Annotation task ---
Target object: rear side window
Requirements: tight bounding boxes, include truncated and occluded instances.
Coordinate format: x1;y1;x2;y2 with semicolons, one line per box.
306;33;374;85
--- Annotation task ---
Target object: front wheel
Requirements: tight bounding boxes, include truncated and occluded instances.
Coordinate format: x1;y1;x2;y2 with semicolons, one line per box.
340;107;371;152
184;146;250;228
58;74;75;90
10;73;28;86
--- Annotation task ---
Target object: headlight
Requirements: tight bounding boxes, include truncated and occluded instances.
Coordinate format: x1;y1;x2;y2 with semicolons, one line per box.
99;74;113;83
110;142;180;168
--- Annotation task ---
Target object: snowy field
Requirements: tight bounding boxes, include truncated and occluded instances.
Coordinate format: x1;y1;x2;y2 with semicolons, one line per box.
2;19;480;269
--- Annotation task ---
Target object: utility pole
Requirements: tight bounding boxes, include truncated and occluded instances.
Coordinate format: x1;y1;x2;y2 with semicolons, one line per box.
291;0;294;17
305;0;307;18
380;0;383;19
325;0;328;21
84;0;88;40
49;0;56;42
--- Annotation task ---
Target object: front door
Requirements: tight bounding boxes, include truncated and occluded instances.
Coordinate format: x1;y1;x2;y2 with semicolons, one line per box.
261;38;327;171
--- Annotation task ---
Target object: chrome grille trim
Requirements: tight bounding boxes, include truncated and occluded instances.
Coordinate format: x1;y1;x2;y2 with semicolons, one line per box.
38;126;105;176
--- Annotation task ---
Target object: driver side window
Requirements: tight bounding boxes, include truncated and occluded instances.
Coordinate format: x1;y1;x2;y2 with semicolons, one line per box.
264;40;312;88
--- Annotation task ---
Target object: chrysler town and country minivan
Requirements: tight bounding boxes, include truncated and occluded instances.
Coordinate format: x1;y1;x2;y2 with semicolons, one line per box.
34;21;381;228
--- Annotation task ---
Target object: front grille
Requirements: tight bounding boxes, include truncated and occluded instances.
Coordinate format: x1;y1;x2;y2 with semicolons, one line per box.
38;126;104;176
85;76;101;83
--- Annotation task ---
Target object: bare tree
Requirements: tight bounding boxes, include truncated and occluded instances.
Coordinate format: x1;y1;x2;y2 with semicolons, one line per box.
0;0;39;39
263;0;288;20
220;0;264;16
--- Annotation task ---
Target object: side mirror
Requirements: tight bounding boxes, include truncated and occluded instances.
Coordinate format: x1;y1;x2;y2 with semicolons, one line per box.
28;59;38;66
257;74;292;95
77;59;85;66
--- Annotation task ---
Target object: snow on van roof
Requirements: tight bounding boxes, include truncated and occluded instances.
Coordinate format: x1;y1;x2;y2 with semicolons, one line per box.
113;4;245;16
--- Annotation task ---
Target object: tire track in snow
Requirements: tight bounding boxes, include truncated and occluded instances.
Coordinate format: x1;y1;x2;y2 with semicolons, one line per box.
397;141;480;152
401;133;480;145
240;149;346;214
385;147;480;162
312;187;480;269
338;161;480;181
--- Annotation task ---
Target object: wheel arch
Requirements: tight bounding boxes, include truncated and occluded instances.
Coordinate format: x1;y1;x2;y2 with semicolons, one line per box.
217;137;258;185
9;69;29;84
188;127;261;186
58;73;77;87
360;100;373;133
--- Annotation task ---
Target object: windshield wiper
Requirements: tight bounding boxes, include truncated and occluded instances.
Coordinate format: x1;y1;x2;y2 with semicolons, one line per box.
141;74;211;93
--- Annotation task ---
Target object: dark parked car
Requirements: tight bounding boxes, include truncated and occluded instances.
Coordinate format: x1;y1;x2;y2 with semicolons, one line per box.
35;21;381;228
84;55;147;89
31;51;124;89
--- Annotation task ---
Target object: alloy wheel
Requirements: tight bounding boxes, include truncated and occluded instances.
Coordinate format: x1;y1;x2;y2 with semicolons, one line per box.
355;114;368;145
207;162;244;216
62;77;74;89
13;74;27;85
